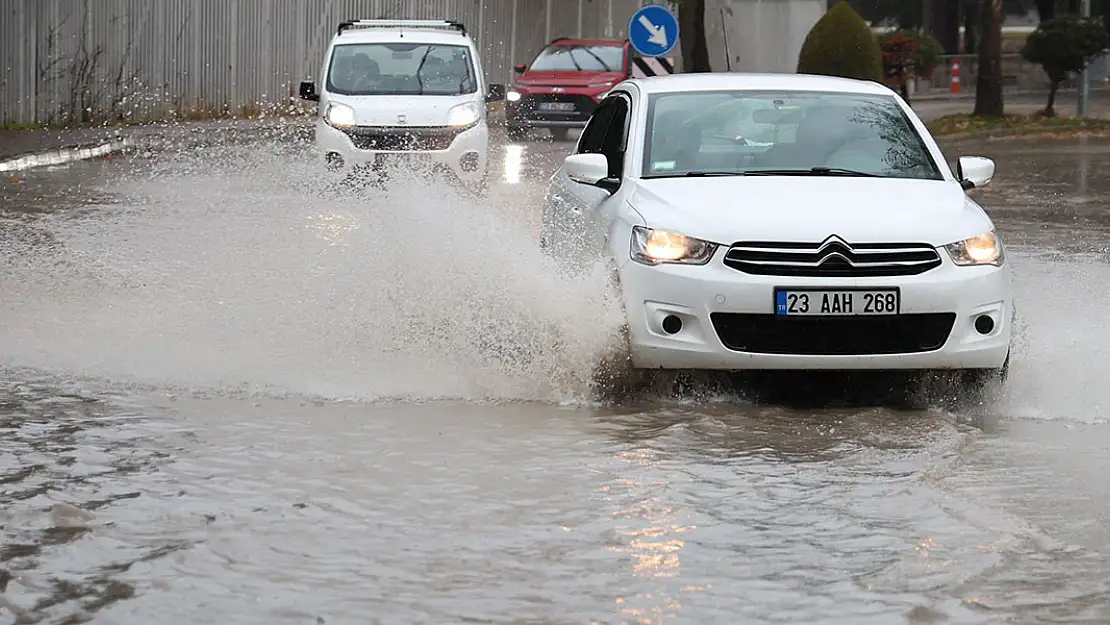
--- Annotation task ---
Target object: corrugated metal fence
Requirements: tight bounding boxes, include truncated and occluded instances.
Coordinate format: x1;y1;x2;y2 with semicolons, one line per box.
0;0;653;126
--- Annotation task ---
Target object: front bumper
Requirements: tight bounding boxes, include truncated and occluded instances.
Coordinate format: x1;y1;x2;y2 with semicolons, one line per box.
619;250;1013;372
505;93;601;128
314;119;488;184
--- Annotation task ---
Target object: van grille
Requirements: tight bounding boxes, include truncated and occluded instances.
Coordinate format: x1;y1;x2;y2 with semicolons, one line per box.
340;125;465;151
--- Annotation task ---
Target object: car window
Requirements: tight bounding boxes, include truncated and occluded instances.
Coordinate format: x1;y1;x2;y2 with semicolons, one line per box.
641;90;942;180
600;96;629;178
529;44;625;72
577;98;619;154
326;42;477;96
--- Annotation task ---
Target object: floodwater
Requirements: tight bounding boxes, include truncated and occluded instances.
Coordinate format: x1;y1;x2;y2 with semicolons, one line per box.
3;127;1110;624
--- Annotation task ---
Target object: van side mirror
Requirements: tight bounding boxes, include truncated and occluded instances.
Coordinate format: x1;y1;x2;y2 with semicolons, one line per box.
956;156;995;191
486;83;506;103
299;81;319;102
513;63;527;74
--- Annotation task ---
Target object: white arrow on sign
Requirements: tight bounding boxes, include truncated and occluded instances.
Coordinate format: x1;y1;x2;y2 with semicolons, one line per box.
637;14;668;47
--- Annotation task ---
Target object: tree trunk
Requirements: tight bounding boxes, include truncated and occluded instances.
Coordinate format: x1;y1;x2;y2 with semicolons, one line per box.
678;0;711;72
1044;82;1059;117
972;0;1003;117
1035;0;1055;20
963;0;979;54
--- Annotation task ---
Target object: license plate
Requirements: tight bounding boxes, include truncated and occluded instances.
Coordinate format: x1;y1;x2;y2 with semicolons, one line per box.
537;102;575;112
774;288;900;316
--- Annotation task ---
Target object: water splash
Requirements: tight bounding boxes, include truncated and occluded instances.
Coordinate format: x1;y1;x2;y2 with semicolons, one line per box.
0;141;628;404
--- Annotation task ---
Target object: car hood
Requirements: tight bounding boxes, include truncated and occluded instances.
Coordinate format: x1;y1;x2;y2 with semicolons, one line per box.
517;70;624;87
628;176;994;246
326;93;474;127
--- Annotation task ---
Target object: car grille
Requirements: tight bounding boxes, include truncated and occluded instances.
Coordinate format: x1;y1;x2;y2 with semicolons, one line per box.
340;125;464;151
723;238;943;277
514;94;598;121
710;313;957;356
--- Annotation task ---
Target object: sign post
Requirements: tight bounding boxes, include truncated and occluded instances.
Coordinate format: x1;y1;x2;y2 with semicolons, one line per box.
628;5;679;58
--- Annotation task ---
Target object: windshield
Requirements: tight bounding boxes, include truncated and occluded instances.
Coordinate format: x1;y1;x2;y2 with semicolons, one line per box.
326;42;477;96
528;44;624;72
642;90;943;180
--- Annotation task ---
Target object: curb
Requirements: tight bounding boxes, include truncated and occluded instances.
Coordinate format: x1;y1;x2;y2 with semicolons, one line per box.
0;137;134;174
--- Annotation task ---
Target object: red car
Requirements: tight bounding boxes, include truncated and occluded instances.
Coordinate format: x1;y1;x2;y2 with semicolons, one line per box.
505;38;632;141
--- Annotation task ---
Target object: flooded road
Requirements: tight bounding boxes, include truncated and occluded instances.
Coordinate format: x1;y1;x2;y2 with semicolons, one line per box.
3;126;1110;624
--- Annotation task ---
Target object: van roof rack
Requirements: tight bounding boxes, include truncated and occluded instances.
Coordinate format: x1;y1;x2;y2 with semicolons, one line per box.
336;19;467;36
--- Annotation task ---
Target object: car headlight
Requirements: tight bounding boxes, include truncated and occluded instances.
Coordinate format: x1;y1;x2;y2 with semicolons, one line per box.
945;230;1004;266
447;102;480;127
325;103;356;127
588;81;615;89
630;226;718;265
506;90;521;102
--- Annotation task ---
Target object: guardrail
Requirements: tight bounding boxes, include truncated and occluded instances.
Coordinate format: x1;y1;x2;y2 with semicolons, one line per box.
905;51;1110;97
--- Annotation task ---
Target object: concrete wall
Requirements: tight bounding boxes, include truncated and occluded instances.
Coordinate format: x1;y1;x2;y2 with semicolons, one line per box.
704;0;826;74
0;0;825;126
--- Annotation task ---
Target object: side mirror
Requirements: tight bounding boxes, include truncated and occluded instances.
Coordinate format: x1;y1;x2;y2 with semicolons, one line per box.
956;156;995;191
486;83;506;103
513;63;527;74
299;80;319;102
565;153;616;190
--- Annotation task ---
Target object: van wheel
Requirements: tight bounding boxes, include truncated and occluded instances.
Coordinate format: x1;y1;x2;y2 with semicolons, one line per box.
550;127;569;141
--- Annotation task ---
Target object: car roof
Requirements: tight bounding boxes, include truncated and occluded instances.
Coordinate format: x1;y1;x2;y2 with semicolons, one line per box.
332;27;474;47
549;39;626;47
621;72;897;96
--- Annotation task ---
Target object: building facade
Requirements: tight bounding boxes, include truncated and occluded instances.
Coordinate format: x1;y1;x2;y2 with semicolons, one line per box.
0;0;825;126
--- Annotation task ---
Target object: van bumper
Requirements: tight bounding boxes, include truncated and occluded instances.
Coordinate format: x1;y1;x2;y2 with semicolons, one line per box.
314;119;488;185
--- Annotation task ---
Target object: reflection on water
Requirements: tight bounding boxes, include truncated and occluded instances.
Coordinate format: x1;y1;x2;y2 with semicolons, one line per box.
503;144;524;185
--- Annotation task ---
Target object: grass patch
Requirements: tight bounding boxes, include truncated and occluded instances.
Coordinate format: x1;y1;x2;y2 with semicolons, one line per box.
927;113;1110;139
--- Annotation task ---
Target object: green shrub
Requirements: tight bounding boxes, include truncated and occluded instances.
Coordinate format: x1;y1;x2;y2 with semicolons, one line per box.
1021;15;1110;116
796;1;883;82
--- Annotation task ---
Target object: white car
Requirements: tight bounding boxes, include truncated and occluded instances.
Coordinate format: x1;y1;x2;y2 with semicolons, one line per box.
540;72;1013;391
298;20;504;191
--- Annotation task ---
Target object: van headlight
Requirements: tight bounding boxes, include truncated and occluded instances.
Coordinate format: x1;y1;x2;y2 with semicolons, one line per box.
630;226;718;265
945;230;1004;266
447;102;480;127
325;103;356;127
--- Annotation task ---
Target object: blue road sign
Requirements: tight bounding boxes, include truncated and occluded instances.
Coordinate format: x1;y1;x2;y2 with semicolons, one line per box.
628;4;679;58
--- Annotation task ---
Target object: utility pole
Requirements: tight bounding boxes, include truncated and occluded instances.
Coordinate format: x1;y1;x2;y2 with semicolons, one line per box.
1079;0;1091;116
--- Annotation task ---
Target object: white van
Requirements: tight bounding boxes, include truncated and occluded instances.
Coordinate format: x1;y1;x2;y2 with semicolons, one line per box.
298;20;504;191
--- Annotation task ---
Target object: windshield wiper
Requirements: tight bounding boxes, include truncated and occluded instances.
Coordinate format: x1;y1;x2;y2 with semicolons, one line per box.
413;46;433;95
564;49;584;71
744;167;879;177
647;171;747;178
578;47;613;71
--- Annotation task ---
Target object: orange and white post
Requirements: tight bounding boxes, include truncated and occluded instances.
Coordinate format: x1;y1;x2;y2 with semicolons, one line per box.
950;59;960;94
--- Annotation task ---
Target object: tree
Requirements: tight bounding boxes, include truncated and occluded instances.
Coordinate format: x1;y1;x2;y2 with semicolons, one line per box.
798;1;885;81
973;0;1004;117
667;0;711;72
1021;15;1110;116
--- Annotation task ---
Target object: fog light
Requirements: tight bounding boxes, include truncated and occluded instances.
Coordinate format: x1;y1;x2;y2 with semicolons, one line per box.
662;315;683;335
460;152;480;172
974;314;995;335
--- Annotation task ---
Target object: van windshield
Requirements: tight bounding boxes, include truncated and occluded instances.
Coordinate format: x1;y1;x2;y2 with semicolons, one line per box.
326;42;477;96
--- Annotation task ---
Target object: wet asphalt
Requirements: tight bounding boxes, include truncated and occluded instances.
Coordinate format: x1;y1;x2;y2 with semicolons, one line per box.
3;113;1110;624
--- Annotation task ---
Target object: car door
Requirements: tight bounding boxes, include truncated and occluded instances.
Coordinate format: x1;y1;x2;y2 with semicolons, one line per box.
539;95;622;265
581;93;632;262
